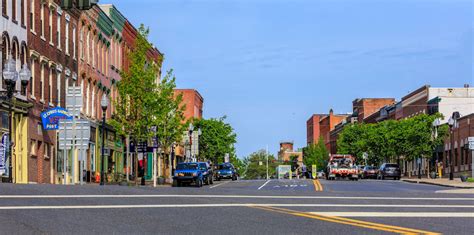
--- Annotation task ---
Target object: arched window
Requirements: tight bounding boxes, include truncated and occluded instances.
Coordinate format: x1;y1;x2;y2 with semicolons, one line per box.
1;34;10;89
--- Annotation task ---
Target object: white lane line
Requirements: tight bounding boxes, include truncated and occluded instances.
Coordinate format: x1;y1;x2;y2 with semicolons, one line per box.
209;181;230;189
309;212;474;217
258;180;271;190
0;203;473;210
0;195;473;200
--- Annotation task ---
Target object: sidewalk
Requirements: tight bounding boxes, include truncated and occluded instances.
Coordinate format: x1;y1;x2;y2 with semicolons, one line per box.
401;177;474;189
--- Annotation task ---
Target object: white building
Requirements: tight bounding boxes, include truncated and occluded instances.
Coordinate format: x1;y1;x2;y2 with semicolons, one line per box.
0;0;28;96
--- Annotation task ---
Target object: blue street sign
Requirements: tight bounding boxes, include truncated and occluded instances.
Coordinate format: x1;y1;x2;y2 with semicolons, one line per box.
41;107;73;130
0;134;7;175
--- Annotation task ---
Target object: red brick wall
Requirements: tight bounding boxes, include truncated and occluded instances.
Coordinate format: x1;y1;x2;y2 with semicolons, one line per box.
174;89;204;122
307;115;324;145
442;114;473;176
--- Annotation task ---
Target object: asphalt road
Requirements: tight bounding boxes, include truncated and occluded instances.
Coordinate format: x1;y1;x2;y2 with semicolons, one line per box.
0;179;473;234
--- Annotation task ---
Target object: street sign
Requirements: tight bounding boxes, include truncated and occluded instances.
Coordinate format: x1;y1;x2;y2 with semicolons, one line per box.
66;86;82;117
41;107;72;130
130;141;148;153
469;137;474;150
363;152;368;159
224;153;230;163
0;134;7;175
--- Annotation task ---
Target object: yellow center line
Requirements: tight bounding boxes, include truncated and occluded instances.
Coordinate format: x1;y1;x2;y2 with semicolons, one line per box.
251;206;439;235
312;179;323;192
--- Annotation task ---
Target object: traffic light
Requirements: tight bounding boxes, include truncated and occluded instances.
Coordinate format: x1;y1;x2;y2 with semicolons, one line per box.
61;0;99;10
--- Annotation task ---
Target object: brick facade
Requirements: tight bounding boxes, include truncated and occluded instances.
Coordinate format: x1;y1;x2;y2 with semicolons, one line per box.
174;89;204;121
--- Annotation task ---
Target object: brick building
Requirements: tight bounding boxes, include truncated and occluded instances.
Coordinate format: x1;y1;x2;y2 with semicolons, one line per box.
319;109;348;152
26;0;80;184
278;141;303;164
306;114;325;145
442;113;473;178
174;89;203;122
353;98;395;123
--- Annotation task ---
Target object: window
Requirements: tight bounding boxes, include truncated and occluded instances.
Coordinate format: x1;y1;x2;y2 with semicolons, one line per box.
72;26;76;58
2;0;7;17
86;81;90;115
49;9;53;43
30;140;37;156
65;21;69;54
49;68;53;103
40;3;44;37
40;63;44;101
80;79;84;113
21;0;25;25
11;0;16;21
57;73;61;106
44;143;50;158
29;0;34;31
86;31;90;63
30;59;35;97
91;86;95;117
79;28;83;59
57;13;61;48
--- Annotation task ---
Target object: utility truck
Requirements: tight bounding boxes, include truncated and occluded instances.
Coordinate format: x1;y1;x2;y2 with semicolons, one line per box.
326;154;358;181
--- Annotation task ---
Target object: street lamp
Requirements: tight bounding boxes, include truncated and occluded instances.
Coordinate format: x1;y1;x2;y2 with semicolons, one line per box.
188;123;194;162
2;58;30;183
100;94;109;185
447;112;460;181
432;118;441;179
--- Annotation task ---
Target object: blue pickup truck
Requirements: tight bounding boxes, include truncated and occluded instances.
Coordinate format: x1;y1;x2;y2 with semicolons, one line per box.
172;162;213;187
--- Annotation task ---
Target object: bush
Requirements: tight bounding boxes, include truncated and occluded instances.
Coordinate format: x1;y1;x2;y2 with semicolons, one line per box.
466;178;474;183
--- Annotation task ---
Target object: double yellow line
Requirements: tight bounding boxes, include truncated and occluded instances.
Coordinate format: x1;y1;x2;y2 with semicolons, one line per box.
312;179;323;192
252;206;439;235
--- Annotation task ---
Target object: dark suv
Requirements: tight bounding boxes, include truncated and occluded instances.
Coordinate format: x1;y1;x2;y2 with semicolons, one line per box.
173;162;213;187
377;163;401;180
215;163;238;181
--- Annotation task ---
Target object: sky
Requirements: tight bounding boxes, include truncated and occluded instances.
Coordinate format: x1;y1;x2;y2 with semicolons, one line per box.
104;0;473;157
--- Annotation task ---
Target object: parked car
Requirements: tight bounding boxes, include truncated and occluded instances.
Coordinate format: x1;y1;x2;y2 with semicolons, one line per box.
173;162;209;187
377;163;401;180
199;162;214;185
362;166;378;179
215;163;238;181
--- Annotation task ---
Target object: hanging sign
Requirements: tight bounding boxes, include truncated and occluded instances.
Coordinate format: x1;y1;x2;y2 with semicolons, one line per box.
41;107;73;130
0;134;8;175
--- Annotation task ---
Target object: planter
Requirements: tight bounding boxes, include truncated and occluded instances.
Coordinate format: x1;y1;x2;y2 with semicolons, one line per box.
158;178;165;185
460;175;468;182
430;171;437;179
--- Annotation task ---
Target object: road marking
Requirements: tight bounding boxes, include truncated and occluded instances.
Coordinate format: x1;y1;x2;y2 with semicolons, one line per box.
252;206;440;235
209;181;231;189
309;212;474;217
0;194;473;200
257;180;271;190
0;203;472;210
312;180;323;191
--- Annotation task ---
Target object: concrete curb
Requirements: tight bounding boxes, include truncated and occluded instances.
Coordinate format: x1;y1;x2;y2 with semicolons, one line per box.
401;179;474;189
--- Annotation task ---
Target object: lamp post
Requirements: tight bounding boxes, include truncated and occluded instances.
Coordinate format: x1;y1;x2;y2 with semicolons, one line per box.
2;59;30;183
432;118;441;179
188;123;194;162
447;112;460;181
99;94;108;185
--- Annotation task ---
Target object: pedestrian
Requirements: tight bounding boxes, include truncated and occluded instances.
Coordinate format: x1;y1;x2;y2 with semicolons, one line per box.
301;164;307;179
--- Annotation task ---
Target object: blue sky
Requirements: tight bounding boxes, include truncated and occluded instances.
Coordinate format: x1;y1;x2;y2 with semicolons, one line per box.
104;0;473;157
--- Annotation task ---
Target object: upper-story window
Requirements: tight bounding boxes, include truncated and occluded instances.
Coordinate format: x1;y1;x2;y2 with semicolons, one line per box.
29;0;34;32
86;31;90;63
79;27;84;59
56;12;61;49
21;0;25;26
65;20;69;54
40;3;44;37
49;8;53;44
2;0;7;17
11;0;16;21
72;26;76;59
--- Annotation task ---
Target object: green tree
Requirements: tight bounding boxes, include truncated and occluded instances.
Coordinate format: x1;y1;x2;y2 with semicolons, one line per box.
242;150;278;179
192;116;237;165
110;24;159;182
303;137;329;171
151;69;186;179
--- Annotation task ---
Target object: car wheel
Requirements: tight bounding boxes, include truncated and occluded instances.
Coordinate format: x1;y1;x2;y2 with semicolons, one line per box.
195;178;202;187
232;175;237;181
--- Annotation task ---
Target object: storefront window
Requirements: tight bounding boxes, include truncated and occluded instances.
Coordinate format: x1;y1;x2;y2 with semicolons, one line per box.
90;143;95;172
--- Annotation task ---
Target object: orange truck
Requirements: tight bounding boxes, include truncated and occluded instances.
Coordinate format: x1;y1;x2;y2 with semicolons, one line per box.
326;154;359;181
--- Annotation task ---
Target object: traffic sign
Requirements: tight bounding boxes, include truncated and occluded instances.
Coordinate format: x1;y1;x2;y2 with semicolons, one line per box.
469;137;474;150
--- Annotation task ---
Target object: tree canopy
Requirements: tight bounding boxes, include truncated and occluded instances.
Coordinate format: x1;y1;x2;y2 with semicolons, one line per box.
241;150;278;179
337;113;448;165
303;137;329;171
